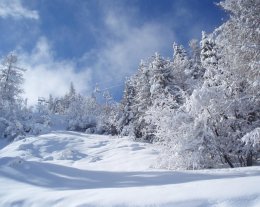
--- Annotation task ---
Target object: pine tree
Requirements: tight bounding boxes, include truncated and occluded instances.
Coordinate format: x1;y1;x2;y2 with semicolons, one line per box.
189;39;205;80
200;31;222;87
119;60;152;139
63;82;77;111
172;43;190;89
96;89;119;135
117;77;137;135
0;53;32;140
0;53;25;105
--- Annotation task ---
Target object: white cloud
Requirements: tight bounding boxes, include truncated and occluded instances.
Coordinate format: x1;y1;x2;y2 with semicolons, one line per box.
18;37;92;105
81;8;175;89
0;0;39;20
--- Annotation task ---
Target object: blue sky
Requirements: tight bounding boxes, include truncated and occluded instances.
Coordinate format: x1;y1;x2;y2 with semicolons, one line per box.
0;0;227;104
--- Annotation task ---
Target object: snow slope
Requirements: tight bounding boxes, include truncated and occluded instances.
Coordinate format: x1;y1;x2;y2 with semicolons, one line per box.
0;131;260;207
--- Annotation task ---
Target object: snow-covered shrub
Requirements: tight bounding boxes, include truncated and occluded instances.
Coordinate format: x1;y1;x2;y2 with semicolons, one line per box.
66;95;99;132
96;102;120;135
242;128;260;165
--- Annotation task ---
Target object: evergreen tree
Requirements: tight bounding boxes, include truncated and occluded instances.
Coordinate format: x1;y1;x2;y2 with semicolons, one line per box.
118;77;137;136
0;53;32;140
189;39;204;80
172;43;190;91
119;60;152;139
200;31;222;87
0;53;25;105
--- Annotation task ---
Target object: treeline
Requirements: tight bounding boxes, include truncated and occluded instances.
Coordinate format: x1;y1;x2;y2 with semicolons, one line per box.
0;54;118;140
39;82;118;135
117;0;260;169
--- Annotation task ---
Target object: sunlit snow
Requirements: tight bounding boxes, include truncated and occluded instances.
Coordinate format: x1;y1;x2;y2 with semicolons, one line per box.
0;131;260;207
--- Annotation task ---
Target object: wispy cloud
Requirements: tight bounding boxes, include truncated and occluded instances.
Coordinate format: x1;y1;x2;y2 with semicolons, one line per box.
17;37;91;105
81;3;175;89
0;0;39;20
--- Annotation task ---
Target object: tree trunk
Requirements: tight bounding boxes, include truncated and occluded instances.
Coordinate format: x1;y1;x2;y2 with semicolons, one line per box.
246;151;253;166
223;154;234;168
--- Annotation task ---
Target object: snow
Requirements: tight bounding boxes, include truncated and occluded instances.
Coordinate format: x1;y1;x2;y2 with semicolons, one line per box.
242;128;260;147
0;131;260;207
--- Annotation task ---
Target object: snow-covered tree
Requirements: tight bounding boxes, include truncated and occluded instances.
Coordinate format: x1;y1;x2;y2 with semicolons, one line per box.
172;43;191;90
213;0;260;166
144;0;259;169
118;59;152;140
189;39;205;81
242;128;260;166
96;90;119;135
119;53;183;141
144;52;188;142
63;82;77;111
117;77;137;136
27;97;51;135
0;53;29;140
66;94;99;132
0;53;24;105
200;31;223;87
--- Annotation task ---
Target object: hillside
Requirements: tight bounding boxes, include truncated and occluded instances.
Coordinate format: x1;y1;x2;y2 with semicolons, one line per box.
0;131;260;207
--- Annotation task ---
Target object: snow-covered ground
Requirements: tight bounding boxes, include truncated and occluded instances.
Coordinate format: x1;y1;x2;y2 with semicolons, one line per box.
0;131;260;207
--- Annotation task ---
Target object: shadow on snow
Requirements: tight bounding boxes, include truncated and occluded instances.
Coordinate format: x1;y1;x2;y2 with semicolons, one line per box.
0;157;259;190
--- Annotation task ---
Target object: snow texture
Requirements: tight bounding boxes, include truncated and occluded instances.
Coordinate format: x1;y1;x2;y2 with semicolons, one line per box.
0;131;260;207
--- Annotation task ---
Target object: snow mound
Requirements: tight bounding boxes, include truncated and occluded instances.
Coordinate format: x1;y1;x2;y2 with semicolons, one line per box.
0;131;260;207
55;149;86;160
